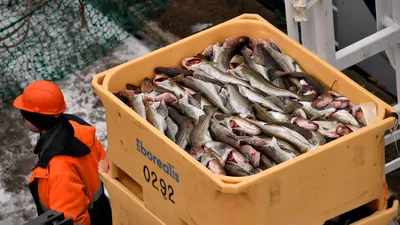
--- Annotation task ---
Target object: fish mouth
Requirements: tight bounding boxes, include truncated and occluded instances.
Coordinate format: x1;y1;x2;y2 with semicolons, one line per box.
230;120;241;129
182;57;202;68
230;62;242;69
336;124;352;136
153;74;170;83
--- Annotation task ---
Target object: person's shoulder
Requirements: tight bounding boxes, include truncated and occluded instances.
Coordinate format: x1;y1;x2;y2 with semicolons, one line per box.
65;114;97;148
64;113;91;126
47;155;79;177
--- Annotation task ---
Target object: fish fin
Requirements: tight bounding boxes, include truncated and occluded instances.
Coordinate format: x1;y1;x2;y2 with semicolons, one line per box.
204;105;219;115
214;113;229;121
193;92;202;105
310;114;323;121
157;101;169;118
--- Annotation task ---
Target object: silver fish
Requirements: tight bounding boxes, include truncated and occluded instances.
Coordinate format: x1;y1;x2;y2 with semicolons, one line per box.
329;109;360;127
237;145;261;168
253;104;291;123
294;108;308;119
300;101;336;120
209;119;242;148
146;101;168;134
182;76;236;115
291;117;319;131
313;121;346;138
225;164;252;177
229;63;316;101
309;131;326;147
247;119;313;153
226;150;256;175
226;84;254;118
235;49;271;81
212;36;249;72
263;44;295;72
204;141;235;166
151;92;178;106
189;106;218;148
165;116;179;142
219;114;261;136
182;57;253;89
118;90;147;120
153;74;187;98
240;136;300;156
259;154;276;169
237;85;284;113
201;149;226;175
167;107;195;149
240;136;296;164
175;94;205;124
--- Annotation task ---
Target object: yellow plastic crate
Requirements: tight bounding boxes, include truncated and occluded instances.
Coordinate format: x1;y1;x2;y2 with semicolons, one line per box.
92;14;398;225
100;167;399;225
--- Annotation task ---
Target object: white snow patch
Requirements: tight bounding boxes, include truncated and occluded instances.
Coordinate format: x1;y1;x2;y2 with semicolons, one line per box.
190;23;213;33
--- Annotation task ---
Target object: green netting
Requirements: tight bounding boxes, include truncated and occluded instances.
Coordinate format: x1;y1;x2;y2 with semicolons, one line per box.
0;0;171;103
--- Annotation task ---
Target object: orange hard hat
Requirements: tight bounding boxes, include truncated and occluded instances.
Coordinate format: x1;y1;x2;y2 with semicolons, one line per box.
13;80;67;115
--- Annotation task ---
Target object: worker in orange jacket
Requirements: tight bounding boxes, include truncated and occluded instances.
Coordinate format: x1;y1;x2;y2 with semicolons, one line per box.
13;80;112;225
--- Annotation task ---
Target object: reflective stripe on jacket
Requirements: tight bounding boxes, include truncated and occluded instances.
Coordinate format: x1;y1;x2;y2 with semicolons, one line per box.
28;114;112;225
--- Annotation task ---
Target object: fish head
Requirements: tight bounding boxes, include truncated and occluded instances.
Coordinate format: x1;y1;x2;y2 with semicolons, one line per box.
312;92;334;109
172;74;185;84
228;118;242;130
190;146;206;161
227;150;254;172
142;94;155;106
202;44;214;59
252;43;268;65
140;78;155;94
335;98;350;109
238;136;263;146
268;38;282;53
153;74;170;84
223;36;250;49
182;57;203;69
293;117;319;131
241;46;253;59
117;90;135;102
159;93;178;105
239;145;261;167
336;124;352;136
226;65;247;80
250;39;269;50
229;55;245;69
208;159;226;175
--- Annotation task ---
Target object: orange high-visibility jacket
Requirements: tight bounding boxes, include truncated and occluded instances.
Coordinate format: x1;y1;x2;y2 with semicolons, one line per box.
28;114;112;225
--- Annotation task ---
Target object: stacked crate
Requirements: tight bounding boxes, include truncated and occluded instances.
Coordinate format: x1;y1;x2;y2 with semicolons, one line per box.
93;14;399;225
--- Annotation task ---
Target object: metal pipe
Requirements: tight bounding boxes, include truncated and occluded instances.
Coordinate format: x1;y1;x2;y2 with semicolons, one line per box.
335;23;400;70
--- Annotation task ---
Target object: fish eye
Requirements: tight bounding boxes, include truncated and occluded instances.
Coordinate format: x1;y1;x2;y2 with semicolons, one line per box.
249;140;254;145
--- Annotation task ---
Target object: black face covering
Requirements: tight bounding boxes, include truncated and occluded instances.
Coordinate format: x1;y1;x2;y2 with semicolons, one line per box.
20;110;62;131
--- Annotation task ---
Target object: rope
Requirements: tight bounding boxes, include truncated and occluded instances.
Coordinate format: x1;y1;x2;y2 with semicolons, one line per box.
0;0;41;49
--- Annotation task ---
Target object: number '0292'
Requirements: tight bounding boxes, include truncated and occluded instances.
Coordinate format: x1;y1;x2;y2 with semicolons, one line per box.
143;165;175;204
